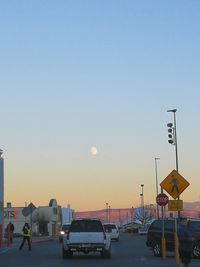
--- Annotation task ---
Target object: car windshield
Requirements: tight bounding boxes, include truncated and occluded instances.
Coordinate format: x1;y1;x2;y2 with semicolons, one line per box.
105;224;116;230
188;221;200;232
62;224;70;231
70;220;103;232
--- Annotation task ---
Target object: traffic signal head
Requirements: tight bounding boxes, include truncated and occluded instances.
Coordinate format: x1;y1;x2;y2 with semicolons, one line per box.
167;123;173;127
167;122;174;145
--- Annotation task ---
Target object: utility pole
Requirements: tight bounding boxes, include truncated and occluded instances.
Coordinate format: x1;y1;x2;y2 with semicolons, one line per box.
106;203;108;222
155;157;160;218
167;108;180;265
140;184;144;224
0;150;4;248
108;206;111;223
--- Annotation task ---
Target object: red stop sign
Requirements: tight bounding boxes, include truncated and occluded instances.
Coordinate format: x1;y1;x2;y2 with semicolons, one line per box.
156;193;169;206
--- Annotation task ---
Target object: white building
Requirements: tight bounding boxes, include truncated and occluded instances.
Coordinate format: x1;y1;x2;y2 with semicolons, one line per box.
35;199;62;236
61;204;74;225
4;202;36;235
4;199;62;236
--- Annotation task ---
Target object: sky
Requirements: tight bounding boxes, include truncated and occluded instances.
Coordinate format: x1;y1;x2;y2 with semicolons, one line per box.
0;1;200;211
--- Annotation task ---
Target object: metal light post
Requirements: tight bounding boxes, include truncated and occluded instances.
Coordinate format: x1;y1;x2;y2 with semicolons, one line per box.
108;206;111;223
106;203;108;222
0;149;4;248
140;184;144;224
140;193;143;219
167;109;179;172
131;206;134;222
167;108;180;215
167;108;180;264
155;157;160;218
118;209;121;226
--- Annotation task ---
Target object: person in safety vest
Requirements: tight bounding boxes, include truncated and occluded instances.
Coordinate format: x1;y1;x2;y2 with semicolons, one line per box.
19;222;31;251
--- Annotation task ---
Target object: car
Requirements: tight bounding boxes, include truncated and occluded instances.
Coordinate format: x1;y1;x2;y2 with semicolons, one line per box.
62;218;111;259
59;223;71;243
138;225;149;235
104;223;119;241
146;218;200;258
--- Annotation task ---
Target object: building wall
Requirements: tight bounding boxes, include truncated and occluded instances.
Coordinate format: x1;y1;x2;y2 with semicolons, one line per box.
36;206;61;236
61;208;74;224
4;206;34;234
3;200;74;237
3;199;62;236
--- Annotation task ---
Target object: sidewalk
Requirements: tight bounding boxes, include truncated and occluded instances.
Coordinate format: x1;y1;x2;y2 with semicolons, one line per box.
32;235;55;243
0;236;55;252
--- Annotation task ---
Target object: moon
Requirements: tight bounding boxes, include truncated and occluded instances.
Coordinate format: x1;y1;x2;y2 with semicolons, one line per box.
90;146;98;156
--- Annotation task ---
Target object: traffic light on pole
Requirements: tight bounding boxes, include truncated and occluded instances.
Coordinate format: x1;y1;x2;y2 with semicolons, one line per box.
167;123;174;144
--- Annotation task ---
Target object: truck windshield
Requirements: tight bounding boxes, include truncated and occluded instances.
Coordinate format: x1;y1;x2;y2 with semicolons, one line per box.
70;220;104;232
188;221;200;232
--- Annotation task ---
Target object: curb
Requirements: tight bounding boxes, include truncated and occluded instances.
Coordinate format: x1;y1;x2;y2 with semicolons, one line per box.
32;237;54;243
0;237;55;252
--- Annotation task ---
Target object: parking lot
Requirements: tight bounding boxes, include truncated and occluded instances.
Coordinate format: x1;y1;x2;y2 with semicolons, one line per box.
0;233;199;267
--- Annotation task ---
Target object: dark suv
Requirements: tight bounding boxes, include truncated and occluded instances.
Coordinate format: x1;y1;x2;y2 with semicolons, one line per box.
146;219;200;258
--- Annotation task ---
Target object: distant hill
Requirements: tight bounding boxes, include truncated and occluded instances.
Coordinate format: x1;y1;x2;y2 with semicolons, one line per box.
75;202;200;224
183;201;200;211
75;208;133;224
181;201;200;218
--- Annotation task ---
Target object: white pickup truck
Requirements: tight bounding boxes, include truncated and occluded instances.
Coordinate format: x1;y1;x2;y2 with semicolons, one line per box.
62;218;111;259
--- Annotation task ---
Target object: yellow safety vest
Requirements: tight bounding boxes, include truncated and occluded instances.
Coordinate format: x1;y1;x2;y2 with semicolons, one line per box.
23;228;31;237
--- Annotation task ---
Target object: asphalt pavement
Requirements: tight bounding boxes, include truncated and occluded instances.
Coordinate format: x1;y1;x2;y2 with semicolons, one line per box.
0;233;199;267
0;235;53;253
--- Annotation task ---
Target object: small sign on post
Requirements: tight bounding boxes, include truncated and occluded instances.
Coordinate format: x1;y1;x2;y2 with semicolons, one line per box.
168;200;183;211
156;193;169;206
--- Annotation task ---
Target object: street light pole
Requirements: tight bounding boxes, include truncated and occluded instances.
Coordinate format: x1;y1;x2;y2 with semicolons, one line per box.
118;209;121;226
0;149;4;249
106;203;108;222
155;157;160;218
131;206;134;222
140;184;144;224
167;108;180;265
167;108;180;214
167;109;179;172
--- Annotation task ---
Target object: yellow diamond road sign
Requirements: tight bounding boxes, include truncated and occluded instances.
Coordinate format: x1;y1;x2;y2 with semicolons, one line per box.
160;169;190;199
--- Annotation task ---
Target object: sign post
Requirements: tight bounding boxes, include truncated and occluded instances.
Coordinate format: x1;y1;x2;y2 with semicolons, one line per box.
160;169;190;265
156;193;168;259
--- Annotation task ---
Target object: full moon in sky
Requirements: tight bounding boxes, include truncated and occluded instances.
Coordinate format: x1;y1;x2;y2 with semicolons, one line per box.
90;146;98;156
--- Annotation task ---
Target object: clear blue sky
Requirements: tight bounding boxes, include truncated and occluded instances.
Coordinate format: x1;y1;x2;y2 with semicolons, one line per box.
0;1;200;210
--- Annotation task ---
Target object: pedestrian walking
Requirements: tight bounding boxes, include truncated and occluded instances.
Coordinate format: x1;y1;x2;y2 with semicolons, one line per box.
5;222;15;244
177;217;193;267
19;222;32;251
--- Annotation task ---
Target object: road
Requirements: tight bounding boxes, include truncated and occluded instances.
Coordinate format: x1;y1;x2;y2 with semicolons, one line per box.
0;234;199;267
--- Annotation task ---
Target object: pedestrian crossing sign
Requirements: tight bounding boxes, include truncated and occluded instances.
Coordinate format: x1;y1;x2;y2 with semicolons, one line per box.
160;169;190;199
